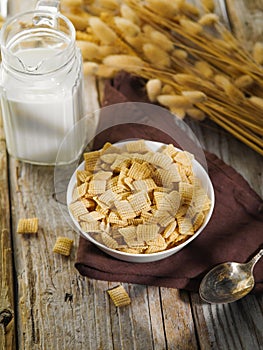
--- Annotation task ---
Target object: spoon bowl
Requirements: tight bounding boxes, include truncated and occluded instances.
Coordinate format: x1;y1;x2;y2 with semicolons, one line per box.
199;249;263;304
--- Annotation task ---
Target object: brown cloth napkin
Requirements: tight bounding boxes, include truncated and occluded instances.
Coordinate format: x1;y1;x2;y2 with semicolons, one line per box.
75;72;263;294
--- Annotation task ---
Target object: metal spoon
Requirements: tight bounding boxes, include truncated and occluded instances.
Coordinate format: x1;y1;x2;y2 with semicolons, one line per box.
199;249;263;304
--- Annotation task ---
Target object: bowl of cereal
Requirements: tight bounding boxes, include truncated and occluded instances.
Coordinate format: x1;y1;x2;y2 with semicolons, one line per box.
67;139;215;263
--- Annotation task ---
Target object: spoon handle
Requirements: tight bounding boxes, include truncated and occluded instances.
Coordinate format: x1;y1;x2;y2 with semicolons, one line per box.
247;249;263;271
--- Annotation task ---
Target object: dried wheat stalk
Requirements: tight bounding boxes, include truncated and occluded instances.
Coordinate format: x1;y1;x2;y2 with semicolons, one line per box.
61;0;263;155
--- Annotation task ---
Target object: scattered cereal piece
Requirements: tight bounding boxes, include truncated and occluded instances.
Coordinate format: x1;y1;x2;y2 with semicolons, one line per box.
17;218;38;234
53;237;74;256
107;285;131;307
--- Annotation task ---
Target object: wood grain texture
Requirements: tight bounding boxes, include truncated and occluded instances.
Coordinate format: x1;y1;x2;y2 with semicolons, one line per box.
8;76;103;350
0;230;15;350
184;115;263;350
225;0;263;49
2;1;263;350
170;1;263;349
9;89;263;350
160;288;198;350
187;118;263;197
191;293;263;350
0;134;15;349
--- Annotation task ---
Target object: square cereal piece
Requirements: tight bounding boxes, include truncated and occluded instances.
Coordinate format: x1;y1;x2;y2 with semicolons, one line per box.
162;220;177;238
80;211;105;222
161;144;178;158
127;161;153;180
107;176;125;194
88;179;107;195
179;182;194;204
100;153;118;164
132;178;157;192
145;234;167;253
110;155;131;172
53;237;74;256
84;150;101;171
127;191;151;215
114;199;136;220
118;226;137;245
177;217;194;235
137;223;159;243
77;182;88;198
93;171;113;181
69;201;88;219
153;191;173;211
108;211;128;226
17;217;38;234
76;170;91;185
98;189;119;207
174;151;193;167
80;221;101;233
124;139;149;153
107;285;131;307
150;152;172;169
156;168;178;187
101;232;119;249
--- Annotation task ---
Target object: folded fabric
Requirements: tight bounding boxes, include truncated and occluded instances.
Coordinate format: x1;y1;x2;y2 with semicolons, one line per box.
75;72;263;294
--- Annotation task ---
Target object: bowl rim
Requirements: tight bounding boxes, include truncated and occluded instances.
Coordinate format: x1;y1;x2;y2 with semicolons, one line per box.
66;140;215;259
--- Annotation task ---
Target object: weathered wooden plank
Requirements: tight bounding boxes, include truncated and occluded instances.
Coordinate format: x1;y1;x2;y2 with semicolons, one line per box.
11;171;162;349
8;76;106;350
187;112;262;350
225;0;263;50
191;293;263;350
9;155;202;350
5;2;263;350
147;286;167;350
107;282;135;350
160;288;199;350
10;162;93;349
95;78;200;350
128;283;155;350
184;2;263;350
8;74;174;350
187;118;263;197
0;117;16;349
0;230;16;350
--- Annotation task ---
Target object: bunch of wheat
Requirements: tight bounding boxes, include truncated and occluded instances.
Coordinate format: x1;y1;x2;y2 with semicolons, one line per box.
61;0;263;155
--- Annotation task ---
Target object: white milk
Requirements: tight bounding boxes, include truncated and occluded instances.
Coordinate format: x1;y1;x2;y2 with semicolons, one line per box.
1;47;85;165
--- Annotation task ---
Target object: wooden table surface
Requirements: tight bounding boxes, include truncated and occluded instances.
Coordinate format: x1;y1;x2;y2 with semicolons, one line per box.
0;1;262;349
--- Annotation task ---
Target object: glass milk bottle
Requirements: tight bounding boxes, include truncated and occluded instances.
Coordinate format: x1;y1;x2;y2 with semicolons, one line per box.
0;2;85;165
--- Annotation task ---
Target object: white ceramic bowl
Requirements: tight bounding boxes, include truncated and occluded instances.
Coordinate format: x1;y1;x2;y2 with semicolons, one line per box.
67;140;215;263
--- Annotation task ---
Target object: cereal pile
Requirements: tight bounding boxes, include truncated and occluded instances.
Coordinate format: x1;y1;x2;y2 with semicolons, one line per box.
69;140;211;254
